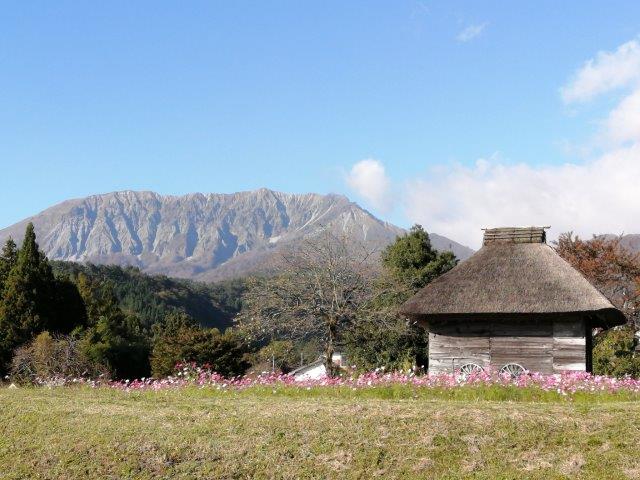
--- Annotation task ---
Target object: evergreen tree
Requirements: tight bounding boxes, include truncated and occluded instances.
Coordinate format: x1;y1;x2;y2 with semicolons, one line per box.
76;273;122;327
51;276;88;334
77;275;150;379
381;224;458;291
0;224;57;373
345;225;458;372
151;310;196;341
0;237;18;293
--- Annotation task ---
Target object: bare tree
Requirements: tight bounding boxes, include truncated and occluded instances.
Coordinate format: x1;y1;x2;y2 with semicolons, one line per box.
236;231;377;376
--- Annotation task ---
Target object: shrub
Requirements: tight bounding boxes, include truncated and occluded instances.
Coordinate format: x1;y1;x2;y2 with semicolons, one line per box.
10;331;106;384
344;317;428;372
79;314;151;380
151;324;249;378
255;340;298;373
593;325;640;378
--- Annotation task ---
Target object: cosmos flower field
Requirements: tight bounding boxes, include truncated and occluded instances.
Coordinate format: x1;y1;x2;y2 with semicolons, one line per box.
26;363;640;401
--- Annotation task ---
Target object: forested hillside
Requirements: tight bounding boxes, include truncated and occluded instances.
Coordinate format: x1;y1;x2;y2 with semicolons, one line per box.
0;223;250;379
51;262;244;331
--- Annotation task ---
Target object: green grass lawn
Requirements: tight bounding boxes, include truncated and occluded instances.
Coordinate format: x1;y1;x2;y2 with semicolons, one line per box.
1;386;639;479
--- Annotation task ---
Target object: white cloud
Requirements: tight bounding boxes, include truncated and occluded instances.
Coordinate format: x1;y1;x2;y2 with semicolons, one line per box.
347;38;640;249
403;146;640;248
561;39;640;103
346;159;392;212
605;87;640;143
456;23;487;43
561;37;640;146
397;37;640;248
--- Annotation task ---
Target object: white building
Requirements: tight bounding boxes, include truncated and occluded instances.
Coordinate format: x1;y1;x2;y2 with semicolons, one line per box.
289;353;345;381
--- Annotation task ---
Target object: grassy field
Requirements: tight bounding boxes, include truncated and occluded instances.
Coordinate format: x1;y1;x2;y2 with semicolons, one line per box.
1;386;640;479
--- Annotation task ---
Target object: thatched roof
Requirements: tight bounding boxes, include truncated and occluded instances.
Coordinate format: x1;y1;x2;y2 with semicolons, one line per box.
401;227;625;327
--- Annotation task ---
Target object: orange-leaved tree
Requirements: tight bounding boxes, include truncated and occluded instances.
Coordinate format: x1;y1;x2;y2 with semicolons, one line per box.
555;233;640;325
555;233;640;377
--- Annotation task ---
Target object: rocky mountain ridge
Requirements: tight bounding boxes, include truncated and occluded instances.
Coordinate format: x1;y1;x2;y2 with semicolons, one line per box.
0;189;474;281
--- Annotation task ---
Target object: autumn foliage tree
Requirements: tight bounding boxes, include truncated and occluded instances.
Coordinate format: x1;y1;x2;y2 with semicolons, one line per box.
555;233;640;377
555;233;640;326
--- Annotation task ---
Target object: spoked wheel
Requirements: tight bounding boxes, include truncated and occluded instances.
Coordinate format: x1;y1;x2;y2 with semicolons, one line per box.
459;362;483;379
499;363;526;379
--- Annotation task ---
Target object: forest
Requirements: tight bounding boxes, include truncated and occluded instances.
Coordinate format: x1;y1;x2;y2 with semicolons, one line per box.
0;223;638;382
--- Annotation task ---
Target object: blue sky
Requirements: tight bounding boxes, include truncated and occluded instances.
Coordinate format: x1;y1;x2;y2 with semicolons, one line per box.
2;2;640;246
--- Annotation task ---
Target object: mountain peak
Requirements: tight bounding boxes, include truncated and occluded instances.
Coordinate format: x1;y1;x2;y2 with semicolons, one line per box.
0;190;473;281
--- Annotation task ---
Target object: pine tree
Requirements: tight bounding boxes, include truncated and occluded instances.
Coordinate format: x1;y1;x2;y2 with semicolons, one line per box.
77;274;151;379
50;275;88;333
0;237;18;294
0;223;57;373
76;273;123;327
381;224;458;291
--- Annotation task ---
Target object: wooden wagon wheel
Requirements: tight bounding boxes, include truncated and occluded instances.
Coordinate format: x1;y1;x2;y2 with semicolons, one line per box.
459;362;483;379
499;363;526;378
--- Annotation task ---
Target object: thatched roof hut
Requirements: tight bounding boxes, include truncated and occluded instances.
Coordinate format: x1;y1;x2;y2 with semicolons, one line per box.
401;227;625;375
402;227;624;327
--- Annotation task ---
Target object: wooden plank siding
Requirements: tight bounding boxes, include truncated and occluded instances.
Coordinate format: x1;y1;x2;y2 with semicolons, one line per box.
489;336;553;373
426;316;588;374
552;319;587;371
429;333;490;373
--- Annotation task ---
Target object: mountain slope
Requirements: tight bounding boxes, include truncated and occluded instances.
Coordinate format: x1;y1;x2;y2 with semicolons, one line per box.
0;189;474;280
617;234;640;254
594;234;640;255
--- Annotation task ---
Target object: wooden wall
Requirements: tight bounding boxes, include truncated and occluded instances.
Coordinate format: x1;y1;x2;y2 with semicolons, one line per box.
425;316;588;375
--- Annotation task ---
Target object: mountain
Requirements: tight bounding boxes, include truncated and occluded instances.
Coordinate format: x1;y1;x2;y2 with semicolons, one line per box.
595;234;640;256
617;235;640;253
0;189;474;281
